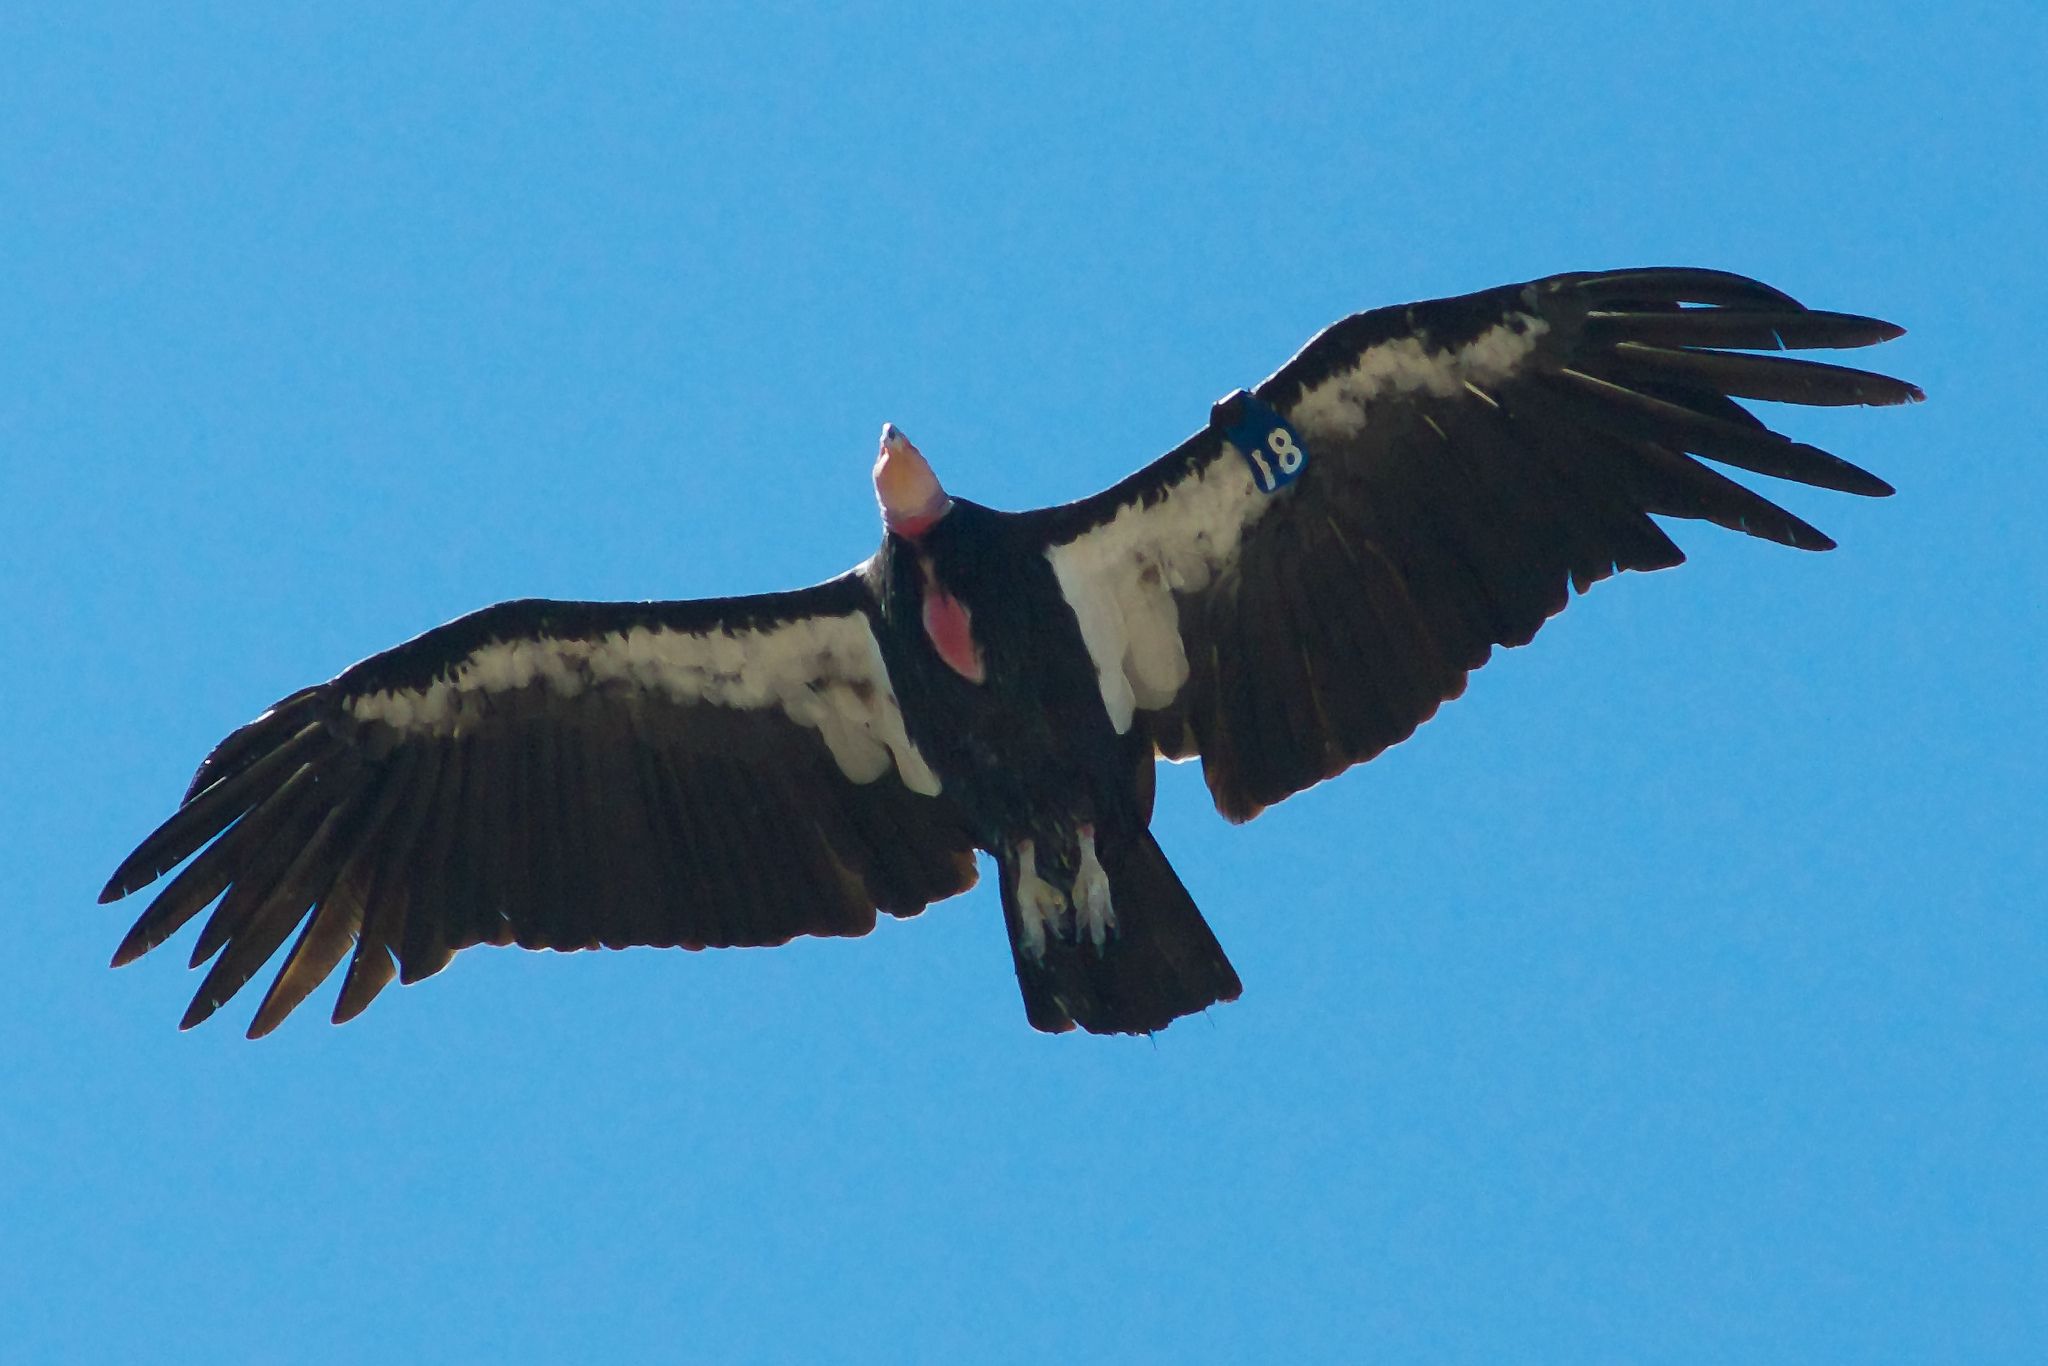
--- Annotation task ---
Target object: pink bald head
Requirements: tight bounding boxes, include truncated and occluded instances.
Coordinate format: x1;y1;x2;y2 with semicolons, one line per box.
874;423;952;538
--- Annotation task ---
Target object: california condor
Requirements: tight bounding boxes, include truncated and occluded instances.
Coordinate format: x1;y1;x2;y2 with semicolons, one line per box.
102;267;1920;1037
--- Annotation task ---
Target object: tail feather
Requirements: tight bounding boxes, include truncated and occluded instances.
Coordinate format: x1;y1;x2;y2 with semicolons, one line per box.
1001;828;1241;1035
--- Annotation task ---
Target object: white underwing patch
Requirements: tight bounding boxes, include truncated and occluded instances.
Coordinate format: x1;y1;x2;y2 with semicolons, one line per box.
345;610;943;796
1047;453;1262;733
1286;314;1547;440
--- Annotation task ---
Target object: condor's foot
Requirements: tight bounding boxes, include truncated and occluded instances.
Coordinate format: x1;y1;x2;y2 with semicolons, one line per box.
1073;824;1116;950
1013;838;1068;963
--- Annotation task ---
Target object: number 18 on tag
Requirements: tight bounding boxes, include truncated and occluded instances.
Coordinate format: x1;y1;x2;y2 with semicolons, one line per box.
1222;391;1310;494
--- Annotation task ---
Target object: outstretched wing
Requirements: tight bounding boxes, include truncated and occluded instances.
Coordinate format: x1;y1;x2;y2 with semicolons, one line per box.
101;572;979;1035
1026;267;1920;821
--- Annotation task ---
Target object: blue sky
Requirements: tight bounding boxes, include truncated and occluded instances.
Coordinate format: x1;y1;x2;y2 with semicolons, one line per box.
5;4;2044;1361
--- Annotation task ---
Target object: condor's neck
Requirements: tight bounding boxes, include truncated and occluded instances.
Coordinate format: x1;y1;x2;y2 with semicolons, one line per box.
884;500;954;540
888;496;982;556
879;498;997;604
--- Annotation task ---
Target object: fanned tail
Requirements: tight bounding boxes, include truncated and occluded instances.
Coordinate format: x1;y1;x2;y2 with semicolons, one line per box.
1002;828;1241;1035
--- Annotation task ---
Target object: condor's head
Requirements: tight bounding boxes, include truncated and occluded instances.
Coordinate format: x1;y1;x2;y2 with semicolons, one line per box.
873;423;953;541
871;423;984;682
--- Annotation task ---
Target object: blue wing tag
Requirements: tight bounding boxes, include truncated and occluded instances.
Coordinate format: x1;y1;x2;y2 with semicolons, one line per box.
1222;391;1309;494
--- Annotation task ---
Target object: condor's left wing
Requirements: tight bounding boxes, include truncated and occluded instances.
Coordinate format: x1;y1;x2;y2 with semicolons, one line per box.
101;575;979;1036
1024;268;1920;822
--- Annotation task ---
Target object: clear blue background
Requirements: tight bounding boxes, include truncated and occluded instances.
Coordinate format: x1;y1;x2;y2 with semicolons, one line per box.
6;4;2042;1361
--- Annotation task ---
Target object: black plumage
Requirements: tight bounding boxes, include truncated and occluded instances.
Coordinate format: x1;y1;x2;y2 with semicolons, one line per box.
102;267;1919;1038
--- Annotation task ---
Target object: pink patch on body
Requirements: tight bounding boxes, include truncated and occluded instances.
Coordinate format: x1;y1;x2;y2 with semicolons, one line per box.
921;585;985;683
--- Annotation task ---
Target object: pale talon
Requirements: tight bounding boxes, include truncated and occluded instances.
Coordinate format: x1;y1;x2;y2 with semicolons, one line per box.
1073;826;1116;949
1013;838;1067;963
